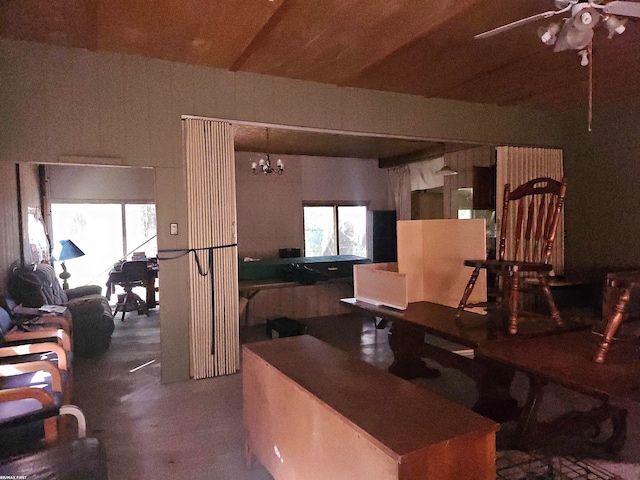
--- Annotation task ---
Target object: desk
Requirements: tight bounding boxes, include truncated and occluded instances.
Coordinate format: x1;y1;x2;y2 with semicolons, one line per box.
106;266;158;309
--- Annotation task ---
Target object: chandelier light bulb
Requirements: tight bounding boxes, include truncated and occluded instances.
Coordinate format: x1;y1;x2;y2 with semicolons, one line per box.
578;49;589;67
603;15;627;38
538;23;560;45
251;129;284;175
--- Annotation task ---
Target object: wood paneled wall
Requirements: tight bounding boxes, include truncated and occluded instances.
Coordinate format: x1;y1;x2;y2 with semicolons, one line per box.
243;282;354;326
0;164;20;295
18;164;43;263
0;163;43;296
442;146;495;219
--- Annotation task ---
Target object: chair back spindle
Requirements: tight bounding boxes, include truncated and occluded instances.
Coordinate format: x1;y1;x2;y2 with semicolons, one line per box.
499;177;567;265
457;176;567;334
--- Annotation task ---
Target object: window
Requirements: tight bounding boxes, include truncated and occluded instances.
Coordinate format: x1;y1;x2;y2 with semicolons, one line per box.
50;202;157;288
125;204;158;257
303;203;368;257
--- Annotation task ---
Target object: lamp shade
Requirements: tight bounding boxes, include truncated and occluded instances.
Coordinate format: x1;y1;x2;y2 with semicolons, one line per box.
57;239;85;261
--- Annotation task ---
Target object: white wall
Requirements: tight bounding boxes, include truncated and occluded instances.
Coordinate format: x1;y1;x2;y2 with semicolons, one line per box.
235;152;389;259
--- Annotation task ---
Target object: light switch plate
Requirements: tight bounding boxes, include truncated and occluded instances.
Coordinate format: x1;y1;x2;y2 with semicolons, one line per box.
170;223;178;235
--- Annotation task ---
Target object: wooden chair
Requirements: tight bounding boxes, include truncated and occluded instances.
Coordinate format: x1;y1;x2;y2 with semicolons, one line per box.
455;177;568;334
593;270;640;363
112;261;149;321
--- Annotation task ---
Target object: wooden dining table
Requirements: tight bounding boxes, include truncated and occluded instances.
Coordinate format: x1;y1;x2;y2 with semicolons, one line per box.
340;297;631;454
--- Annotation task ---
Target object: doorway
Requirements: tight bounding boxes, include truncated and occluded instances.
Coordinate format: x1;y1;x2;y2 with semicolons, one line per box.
45;164;157;305
411;188;445;220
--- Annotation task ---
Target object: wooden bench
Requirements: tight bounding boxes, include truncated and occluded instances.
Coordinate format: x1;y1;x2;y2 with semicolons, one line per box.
243;335;499;480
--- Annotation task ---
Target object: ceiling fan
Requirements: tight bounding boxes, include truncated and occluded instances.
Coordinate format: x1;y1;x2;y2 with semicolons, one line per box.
476;1;640;131
476;0;640;62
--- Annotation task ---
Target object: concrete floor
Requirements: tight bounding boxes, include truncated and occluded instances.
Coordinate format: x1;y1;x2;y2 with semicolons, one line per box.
72;309;640;479
73;310;395;480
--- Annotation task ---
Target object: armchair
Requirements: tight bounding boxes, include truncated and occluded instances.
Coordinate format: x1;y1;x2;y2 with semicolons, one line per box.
0;360;81;453
0;306;81;456
7;263;115;357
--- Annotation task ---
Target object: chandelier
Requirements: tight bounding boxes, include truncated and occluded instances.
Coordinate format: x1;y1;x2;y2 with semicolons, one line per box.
251;128;284;175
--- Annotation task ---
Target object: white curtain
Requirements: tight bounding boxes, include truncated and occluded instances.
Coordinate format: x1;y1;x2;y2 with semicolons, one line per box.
409;157;444;191
183;118;239;378
387;165;411;220
496;146;565;274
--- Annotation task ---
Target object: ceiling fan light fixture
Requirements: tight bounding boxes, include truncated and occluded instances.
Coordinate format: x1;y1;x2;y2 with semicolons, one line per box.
538;22;561;45
562;23;594;50
603;14;627;37
574;8;600;30
578;49;589;66
580;11;594;26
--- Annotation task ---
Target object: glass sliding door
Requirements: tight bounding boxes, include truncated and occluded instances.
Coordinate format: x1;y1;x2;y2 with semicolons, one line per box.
50;202;157;289
51;203;124;289
125;204;158;258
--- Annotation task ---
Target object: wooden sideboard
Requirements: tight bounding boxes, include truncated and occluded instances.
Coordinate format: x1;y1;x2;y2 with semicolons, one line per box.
243;335;498;480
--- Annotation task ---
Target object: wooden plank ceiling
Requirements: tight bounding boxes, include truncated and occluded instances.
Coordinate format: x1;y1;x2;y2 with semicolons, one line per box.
2;0;639;157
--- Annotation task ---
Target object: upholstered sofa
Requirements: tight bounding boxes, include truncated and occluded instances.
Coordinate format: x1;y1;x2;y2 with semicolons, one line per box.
6;263;115;357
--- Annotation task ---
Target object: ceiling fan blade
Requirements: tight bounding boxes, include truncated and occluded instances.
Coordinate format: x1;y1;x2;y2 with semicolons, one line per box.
602;1;640;18
475;7;572;39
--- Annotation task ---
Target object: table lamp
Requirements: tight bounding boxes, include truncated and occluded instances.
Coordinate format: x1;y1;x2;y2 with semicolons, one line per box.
56;239;85;289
